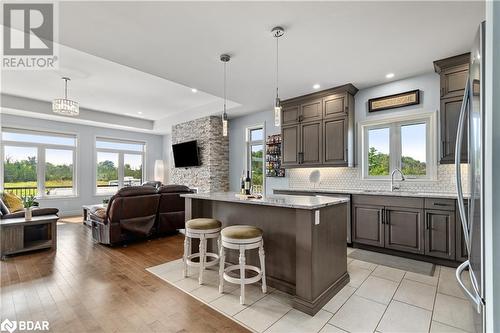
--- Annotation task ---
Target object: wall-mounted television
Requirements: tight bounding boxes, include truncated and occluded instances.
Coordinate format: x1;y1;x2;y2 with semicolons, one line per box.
172;140;200;167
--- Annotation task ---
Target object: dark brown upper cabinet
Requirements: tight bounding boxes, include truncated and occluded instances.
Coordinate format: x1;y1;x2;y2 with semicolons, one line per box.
323;117;347;165
323;93;348;119
301;99;323;122
280;84;358;168
282;105;300;126
281;125;300;165
434;53;470;164
300;121;322;165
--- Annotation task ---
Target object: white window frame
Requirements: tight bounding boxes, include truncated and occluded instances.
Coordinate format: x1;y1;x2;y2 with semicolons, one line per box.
245;124;265;193
0;127;79;198
360;111;438;181
94;136;146;196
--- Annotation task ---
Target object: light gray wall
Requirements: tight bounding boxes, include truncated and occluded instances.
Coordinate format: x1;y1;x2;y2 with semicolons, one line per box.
229;109;288;196
228;72;439;195
0;114;164;216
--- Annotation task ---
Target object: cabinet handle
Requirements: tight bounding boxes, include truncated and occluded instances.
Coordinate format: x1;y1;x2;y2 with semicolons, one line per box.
433;202;452;207
385;210;390;225
426;213;430;230
380;209;384;225
441;87;444;97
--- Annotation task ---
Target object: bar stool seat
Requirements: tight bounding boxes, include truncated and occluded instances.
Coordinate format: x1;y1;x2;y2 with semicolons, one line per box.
219;225;266;305
184;218;222;285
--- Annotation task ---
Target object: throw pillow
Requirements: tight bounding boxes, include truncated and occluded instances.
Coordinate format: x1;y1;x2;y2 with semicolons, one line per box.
2;192;24;213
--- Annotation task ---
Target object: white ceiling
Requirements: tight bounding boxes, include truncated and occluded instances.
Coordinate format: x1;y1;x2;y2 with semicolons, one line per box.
2;1;485;133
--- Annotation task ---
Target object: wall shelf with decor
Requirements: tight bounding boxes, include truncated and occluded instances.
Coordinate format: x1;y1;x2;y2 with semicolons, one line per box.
266;134;285;177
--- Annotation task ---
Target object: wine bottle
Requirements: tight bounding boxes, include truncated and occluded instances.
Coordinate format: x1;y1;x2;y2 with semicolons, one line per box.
240;171;246;194
245;170;251;195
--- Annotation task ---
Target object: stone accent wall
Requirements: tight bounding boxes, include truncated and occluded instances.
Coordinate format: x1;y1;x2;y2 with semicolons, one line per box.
171;116;229;193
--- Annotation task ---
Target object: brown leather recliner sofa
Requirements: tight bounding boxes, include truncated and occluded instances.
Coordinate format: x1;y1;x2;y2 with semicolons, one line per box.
90;185;192;245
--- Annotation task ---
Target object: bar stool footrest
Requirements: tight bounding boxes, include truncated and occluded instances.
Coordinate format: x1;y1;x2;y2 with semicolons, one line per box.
223;264;262;285
186;252;220;268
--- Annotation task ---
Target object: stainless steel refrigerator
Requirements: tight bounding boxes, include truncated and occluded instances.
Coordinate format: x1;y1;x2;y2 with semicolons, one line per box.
455;21;486;333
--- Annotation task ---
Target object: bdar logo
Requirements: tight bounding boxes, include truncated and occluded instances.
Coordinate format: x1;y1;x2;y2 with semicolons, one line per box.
0;319;17;333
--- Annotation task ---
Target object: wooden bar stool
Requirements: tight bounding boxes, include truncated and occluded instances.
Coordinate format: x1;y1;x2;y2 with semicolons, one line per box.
218;225;267;304
183;218;222;285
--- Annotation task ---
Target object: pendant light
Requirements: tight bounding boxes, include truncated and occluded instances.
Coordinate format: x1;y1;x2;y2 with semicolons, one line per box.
272;26;284;127
220;54;230;137
52;77;79;116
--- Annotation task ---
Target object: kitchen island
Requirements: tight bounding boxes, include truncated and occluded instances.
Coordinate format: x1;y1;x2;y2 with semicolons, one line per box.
181;192;349;315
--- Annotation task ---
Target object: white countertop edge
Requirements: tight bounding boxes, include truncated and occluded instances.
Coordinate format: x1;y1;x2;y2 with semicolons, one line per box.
181;192;349;210
272;188;461;199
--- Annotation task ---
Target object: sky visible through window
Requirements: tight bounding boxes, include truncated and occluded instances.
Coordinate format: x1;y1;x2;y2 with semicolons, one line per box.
3;132;75;165
369;124;426;163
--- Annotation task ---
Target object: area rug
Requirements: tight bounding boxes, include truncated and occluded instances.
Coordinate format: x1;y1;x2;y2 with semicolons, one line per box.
348;249;435;276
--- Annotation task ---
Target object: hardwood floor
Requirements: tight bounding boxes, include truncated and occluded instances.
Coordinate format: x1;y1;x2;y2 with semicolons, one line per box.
0;222;249;333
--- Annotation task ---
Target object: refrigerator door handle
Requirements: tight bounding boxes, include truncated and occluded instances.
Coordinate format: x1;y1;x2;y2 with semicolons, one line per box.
456;260;484;313
455;77;471;253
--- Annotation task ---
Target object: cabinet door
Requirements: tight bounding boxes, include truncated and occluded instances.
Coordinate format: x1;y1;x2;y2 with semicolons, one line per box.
385;207;425;254
282;104;300;126
323;93;347;119
352;205;384;247
455;201;469;262
441;65;469;99
323;117;347;165
300;99;323;122
425;210;456;260
300;121;322;165
281;125;300;166
440;96;468;164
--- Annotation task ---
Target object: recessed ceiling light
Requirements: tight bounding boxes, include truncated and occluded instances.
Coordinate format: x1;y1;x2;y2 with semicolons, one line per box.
313;84;321;89
138;111;143;115
385;73;395;79
191;88;198;93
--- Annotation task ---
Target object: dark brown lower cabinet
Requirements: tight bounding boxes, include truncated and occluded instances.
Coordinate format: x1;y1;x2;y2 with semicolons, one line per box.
425;210;456;260
384;207;425;254
455;201;469;262
352;205;384;247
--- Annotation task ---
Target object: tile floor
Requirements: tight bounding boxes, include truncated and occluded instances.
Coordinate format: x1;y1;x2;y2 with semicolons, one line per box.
147;248;476;333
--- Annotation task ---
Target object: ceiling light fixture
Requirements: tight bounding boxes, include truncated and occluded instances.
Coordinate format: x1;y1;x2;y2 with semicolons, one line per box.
385;73;395;79
313;84;321;89
272;26;285;127
191;88;198;93
220;54;230;137
52;77;79;116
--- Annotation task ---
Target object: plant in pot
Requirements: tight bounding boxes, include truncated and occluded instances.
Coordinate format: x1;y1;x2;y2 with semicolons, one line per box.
102;198;110;207
22;195;39;221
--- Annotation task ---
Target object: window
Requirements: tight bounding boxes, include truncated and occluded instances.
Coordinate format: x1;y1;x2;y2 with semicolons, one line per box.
246;126;264;194
95;137;145;194
1;129;77;197
362;113;436;180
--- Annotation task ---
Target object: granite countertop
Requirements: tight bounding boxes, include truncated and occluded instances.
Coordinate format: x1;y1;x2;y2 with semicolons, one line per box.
181;192;349;210
273;188;460;199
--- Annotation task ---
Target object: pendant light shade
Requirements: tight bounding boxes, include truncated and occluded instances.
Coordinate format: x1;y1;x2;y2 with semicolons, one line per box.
220;54;230;137
272;26;284;127
53;77;79;116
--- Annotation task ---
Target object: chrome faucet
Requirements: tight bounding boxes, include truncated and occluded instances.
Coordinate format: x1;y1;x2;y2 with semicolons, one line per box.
391;168;406;191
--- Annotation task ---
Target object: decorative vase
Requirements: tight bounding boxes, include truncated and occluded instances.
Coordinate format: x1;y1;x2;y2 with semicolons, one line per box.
25;207;32;221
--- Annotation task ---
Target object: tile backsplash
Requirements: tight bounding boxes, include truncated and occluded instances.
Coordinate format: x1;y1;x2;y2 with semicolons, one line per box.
287;164;469;194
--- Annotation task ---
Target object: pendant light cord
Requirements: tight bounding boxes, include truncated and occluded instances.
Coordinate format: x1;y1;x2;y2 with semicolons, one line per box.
64;78;68;99
224;61;227;114
276;36;279;99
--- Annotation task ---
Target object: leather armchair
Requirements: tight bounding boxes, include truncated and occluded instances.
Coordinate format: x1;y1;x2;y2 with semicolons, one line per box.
156;185;193;234
90;186;160;245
